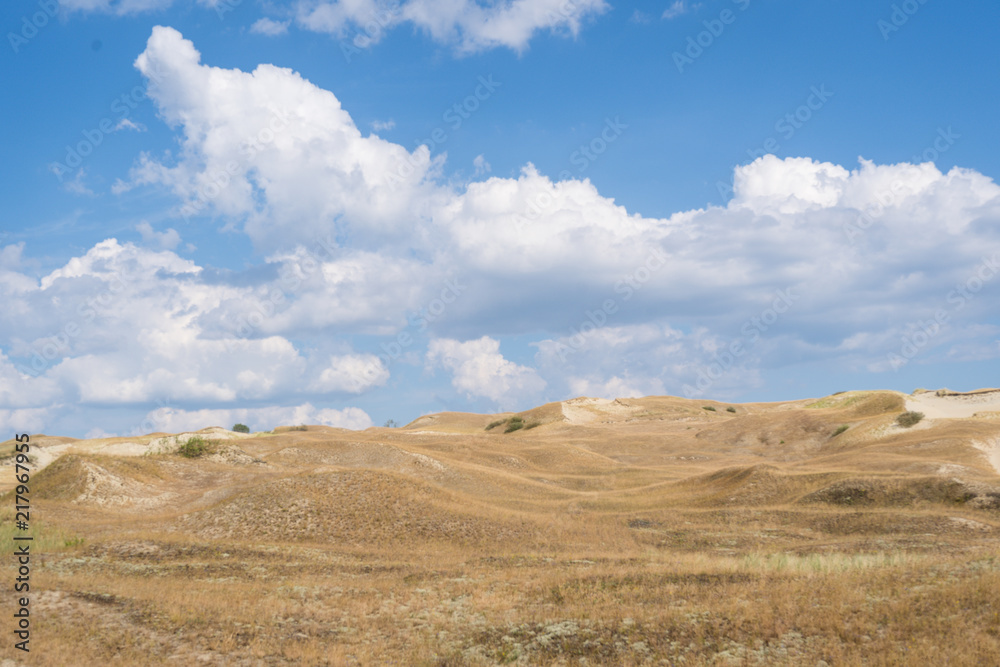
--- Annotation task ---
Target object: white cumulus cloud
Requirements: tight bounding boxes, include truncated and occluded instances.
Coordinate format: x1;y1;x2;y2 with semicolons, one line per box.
427;336;546;409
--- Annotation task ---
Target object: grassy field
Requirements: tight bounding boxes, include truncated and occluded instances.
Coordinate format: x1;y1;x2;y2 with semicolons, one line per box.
2;391;999;665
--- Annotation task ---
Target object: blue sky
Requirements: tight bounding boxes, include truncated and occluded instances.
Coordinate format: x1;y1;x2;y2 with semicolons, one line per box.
2;0;999;438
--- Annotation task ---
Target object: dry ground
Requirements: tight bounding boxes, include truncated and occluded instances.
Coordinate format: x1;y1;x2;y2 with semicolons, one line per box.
2;389;1000;665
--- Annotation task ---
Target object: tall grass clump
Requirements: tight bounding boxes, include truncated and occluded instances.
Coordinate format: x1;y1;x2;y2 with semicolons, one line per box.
504;416;525;433
896;411;925;428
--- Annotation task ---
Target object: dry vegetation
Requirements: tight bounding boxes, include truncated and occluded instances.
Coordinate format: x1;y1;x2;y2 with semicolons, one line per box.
3;390;1000;665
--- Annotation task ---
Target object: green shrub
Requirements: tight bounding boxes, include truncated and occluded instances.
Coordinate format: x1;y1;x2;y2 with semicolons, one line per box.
523;421;542;430
831;424;849;438
504;417;525;433
485;419;508;431
726;406;736;413
178;436;212;458
703;406;716;412
232;423;250;433
896;411;925;428
289;425;308;432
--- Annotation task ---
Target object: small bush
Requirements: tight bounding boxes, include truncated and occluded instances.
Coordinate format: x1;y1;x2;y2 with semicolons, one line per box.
726;406;736;413
831;424;849;438
504;417;525;433
896;411;925;428
178;436;212;458
383;419;399;428
232;423;250;433
289;425;308;432
523;421;542;430
485;419;508;431
703;406;716;412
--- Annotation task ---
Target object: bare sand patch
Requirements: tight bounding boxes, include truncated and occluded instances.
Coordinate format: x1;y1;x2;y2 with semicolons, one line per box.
905;388;1000;419
972;437;1000;475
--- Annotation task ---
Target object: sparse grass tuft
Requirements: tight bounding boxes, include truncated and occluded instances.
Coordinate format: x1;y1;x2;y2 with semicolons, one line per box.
896;411;925;428
831;424;850;437
485;419;508;431
523;421;542;430
504;416;525;433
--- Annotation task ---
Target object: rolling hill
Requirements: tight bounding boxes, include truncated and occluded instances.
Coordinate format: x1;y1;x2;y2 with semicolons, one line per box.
2;389;999;665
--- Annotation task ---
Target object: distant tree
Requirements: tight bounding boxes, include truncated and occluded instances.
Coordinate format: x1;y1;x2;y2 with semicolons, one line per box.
232;423;250;433
383;419;399;428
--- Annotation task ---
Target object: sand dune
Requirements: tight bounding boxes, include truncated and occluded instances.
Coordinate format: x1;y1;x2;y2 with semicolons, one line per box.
906;387;1000;419
6;388;1000;665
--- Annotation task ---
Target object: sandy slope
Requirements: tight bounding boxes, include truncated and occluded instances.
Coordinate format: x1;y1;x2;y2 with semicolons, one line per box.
973;438;1000;475
905;388;1000;419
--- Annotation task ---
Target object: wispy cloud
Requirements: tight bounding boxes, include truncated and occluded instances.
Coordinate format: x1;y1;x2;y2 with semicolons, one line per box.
662;1;695;20
250;17;291;36
629;9;652;25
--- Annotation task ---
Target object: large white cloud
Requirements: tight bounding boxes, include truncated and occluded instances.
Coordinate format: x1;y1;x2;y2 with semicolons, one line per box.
119;26;444;252
427;336;546;409
0;238;382;434
66;31;1000;385
4;27;1000;436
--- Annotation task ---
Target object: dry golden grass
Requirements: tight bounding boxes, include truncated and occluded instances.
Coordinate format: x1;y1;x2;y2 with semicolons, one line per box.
3;390;1000;665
